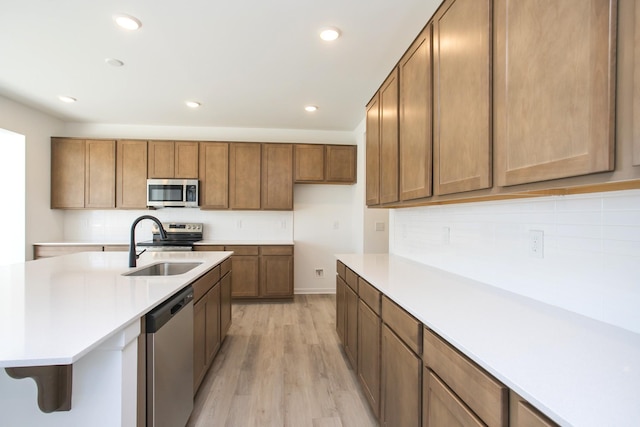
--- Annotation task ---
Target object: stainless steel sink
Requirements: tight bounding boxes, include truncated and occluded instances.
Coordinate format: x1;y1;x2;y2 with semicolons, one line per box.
123;262;202;277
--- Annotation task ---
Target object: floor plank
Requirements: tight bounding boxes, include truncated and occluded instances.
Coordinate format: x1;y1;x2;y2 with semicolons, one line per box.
188;295;378;427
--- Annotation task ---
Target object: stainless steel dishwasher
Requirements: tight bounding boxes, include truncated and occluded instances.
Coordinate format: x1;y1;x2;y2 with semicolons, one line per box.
146;286;194;427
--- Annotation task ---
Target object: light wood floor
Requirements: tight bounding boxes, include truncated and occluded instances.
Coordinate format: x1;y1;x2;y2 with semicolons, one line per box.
187;295;378;427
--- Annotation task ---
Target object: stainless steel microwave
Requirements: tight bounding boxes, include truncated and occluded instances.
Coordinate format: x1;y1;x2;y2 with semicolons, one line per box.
147;179;199;208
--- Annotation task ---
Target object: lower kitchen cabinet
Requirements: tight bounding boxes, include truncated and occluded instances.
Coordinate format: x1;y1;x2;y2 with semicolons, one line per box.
344;284;359;369
336;274;347;344
423;327;508;427
228;246;260;297
510;391;558;427
358;299;381;418
192;264;227;394
423;368;483;427
196;244;294;299
220;259;232;337
260;246;293;297
381;324;422;427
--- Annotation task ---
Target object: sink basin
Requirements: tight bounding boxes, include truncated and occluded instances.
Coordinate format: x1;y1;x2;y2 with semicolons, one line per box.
124;262;202;277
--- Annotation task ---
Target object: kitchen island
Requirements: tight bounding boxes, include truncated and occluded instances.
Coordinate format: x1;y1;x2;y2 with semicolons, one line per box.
0;250;232;427
337;254;640;427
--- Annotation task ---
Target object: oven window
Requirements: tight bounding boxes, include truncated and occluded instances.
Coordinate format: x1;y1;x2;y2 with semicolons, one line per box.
148;185;183;202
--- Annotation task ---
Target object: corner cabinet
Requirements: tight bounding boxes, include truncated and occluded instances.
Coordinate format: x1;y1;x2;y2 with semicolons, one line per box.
294;144;357;184
494;0;617;186
433;0;492;195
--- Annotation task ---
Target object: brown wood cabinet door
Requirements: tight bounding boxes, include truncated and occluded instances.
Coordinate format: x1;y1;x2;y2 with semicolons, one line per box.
380;69;400;204
260;254;293;297
400;25;433;202
325;145;357;183
433;0;492;195
381;324;421;427
344;285;359;369
85;139;116;208
220;272;232;338
262;144;293;210
175;141;199;178
358;300;381;419
193;297;206;394
366;95;381;206
230;255;260;297
509;390;558;427
336;276;346;344
199;142;229;209
205;284;221;364
229;143;261;209
423;368;484;427
495;0;616;186
116;140;147;209
294;144;325;182
148;140;175;178
51;138;85;208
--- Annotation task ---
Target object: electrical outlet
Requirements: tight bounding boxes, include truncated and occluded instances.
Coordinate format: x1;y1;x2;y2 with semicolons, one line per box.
236;220;242;229
529;230;544;258
375;222;385;232
315;268;324;278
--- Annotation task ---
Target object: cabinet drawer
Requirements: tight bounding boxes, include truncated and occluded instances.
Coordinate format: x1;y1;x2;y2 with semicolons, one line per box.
221;257;231;276
345;268;359;292
261;245;293;256
193;266;221;302
509;390;558;427
194;245;225;251
382;296;421;355
225;245;259;256
336;260;346;280
103;244;128;252
423;327;508;427
358;277;381;315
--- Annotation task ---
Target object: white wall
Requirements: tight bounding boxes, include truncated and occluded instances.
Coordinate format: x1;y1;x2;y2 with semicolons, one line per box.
0;96;65;261
390;190;640;333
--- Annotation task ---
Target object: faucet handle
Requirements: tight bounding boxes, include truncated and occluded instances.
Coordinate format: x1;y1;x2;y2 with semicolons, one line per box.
136;248;147;259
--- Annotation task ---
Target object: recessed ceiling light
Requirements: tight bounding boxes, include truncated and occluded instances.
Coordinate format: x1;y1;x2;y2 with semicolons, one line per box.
113;14;142;31
305;105;318;112
58;96;77;103
186;101;201;108
105;58;124;67
319;27;341;41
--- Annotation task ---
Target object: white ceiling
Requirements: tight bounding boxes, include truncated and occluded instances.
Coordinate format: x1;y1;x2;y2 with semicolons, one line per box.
0;0;441;132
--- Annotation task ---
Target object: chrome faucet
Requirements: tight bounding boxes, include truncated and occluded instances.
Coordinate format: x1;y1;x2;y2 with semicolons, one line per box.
129;215;167;267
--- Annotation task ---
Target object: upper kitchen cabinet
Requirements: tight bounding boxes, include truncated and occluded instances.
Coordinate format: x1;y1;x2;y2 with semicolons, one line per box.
199;142;229;209
148;140;199;178
229;142;261;209
116;140;147;209
294;144;325;182
262;143;293;210
399;25;433;202
494;0;617;186
51;138;116;209
433;0;492;196
379;69;400;204
366;95;381;206
325;145;357;183
294;144;357;184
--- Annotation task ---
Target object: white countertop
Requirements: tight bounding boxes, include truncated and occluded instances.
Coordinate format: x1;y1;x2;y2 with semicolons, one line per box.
34;240;295;246
336;254;640;427
0;251;232;368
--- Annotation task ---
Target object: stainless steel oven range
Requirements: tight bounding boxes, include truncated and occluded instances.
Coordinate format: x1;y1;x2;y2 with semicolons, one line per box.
137;222;203;252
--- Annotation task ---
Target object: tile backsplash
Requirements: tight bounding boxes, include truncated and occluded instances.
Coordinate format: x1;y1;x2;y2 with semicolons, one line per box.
63;209;293;243
390;190;640;333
